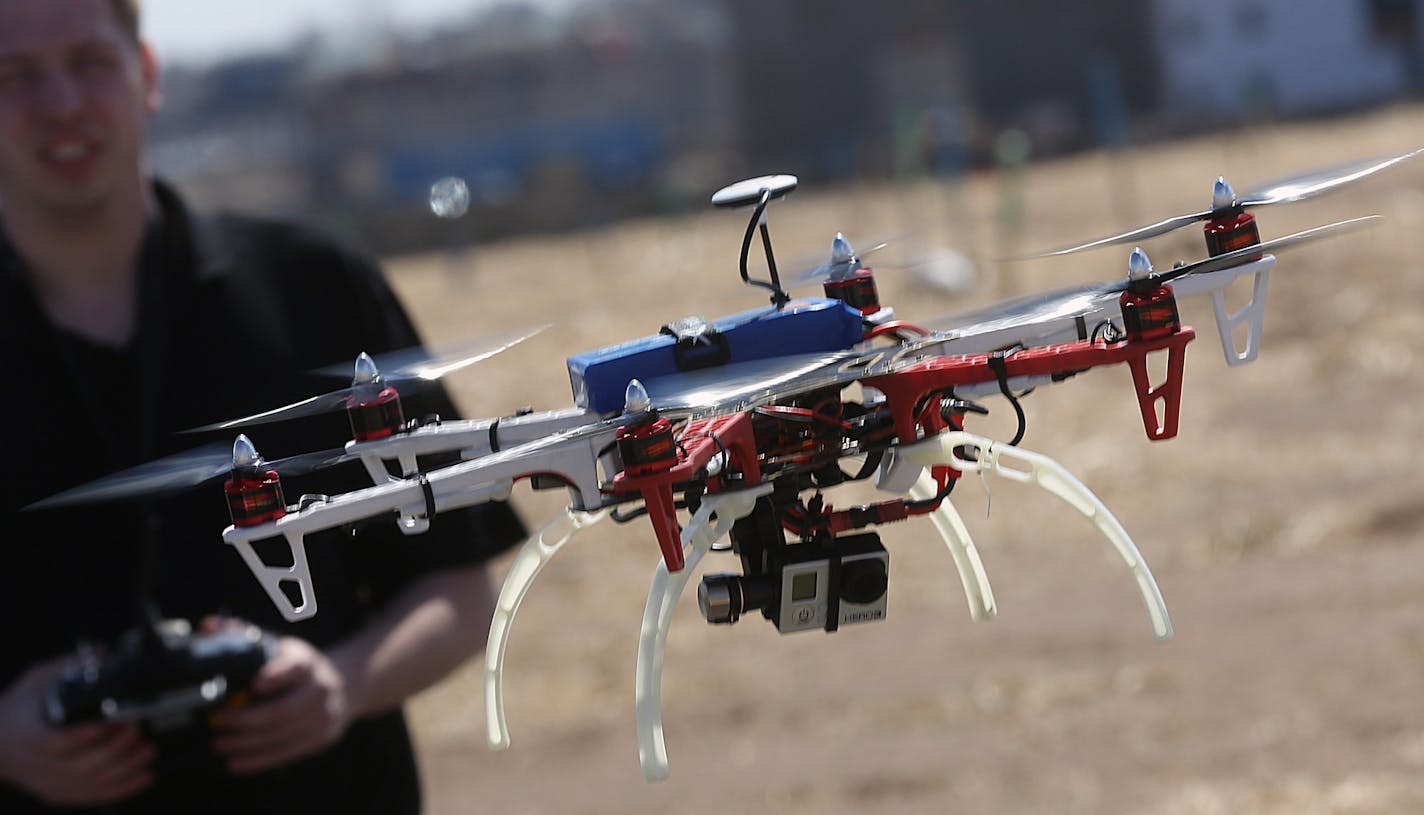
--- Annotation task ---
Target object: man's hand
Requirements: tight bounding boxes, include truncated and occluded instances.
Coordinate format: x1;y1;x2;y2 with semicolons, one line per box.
211;564;495;776
0;658;155;806
211;636;351;775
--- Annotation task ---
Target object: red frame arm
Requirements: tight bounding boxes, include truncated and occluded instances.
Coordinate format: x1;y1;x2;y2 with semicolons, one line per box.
862;329;1196;443
609;413;761;571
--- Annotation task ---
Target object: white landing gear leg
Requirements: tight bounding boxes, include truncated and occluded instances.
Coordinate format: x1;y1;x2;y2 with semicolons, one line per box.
634;484;772;782
907;470;996;621
485;507;609;751
902;431;1173;642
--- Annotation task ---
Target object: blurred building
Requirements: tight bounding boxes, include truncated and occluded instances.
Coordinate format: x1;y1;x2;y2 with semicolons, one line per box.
1154;0;1424;123
148;0;1424;255
722;0;976;179
149;53;311;218
934;0;1156;155
301;0;736;250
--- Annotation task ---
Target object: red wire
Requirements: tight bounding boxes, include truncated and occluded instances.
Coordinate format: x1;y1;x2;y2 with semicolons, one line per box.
754;404;852;430
864;320;930;340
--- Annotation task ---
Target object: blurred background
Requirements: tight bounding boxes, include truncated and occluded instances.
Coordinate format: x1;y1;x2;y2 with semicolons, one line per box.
143;2;1424;813
146;0;1424;253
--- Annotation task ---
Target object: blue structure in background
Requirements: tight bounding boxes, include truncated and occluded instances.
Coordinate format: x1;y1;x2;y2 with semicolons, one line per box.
384;119;665;202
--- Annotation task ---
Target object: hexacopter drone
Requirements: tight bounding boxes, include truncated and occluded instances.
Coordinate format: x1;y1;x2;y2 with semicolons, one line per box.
36;148;1420;781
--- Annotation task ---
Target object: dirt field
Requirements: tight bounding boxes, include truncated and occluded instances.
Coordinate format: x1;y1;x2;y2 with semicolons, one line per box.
385;105;1424;814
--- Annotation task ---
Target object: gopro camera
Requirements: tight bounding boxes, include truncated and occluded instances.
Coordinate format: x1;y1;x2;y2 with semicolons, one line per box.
699;532;888;633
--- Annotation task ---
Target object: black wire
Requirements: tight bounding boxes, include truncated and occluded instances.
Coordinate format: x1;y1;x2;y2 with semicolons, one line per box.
941;395;989;424
847;449;884;481
738;189;769;291
910;388;953;426
678;430;729;474
986;349;1028;447
739;188;788;306
760;221;789;306
905;476;956;511
609;505;645;523
607;485;704;524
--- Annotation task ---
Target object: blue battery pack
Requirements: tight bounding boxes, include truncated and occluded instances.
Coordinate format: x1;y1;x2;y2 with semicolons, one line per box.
567;298;865;414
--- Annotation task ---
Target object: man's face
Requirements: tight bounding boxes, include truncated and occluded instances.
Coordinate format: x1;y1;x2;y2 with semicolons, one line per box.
0;0;159;218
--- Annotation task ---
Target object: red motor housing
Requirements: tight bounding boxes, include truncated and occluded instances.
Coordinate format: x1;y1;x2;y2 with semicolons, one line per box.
1204;210;1261;257
225;470;287;528
616;416;683;570
347;385;405;442
1119;284;1181;343
617;417;678;476
823;268;880;315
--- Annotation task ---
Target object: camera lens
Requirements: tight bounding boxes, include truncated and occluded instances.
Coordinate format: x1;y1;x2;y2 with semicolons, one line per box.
840;558;888;605
699;573;742;624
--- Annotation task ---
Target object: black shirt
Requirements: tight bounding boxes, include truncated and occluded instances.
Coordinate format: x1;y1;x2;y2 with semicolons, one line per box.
0;182;525;814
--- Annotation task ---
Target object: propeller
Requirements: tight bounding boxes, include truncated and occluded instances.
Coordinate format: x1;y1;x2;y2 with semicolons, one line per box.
935;216;1379;340
788;229;975;295
1133;215;1379;287
787;232;894;287
189;326;545;432
641;350;870;416
310;326;545;380
1027;148;1419;257
26;435;353;510
641;218;1376;416
927;282;1123;339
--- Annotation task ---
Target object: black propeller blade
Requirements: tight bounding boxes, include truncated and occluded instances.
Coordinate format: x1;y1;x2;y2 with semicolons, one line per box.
1027;148;1418;257
189;326;544;432
26;437;354;510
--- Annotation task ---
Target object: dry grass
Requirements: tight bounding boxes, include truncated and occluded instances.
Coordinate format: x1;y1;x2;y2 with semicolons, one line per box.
384;104;1424;814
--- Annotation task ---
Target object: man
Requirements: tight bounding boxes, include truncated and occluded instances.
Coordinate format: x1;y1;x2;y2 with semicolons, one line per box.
0;1;524;812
